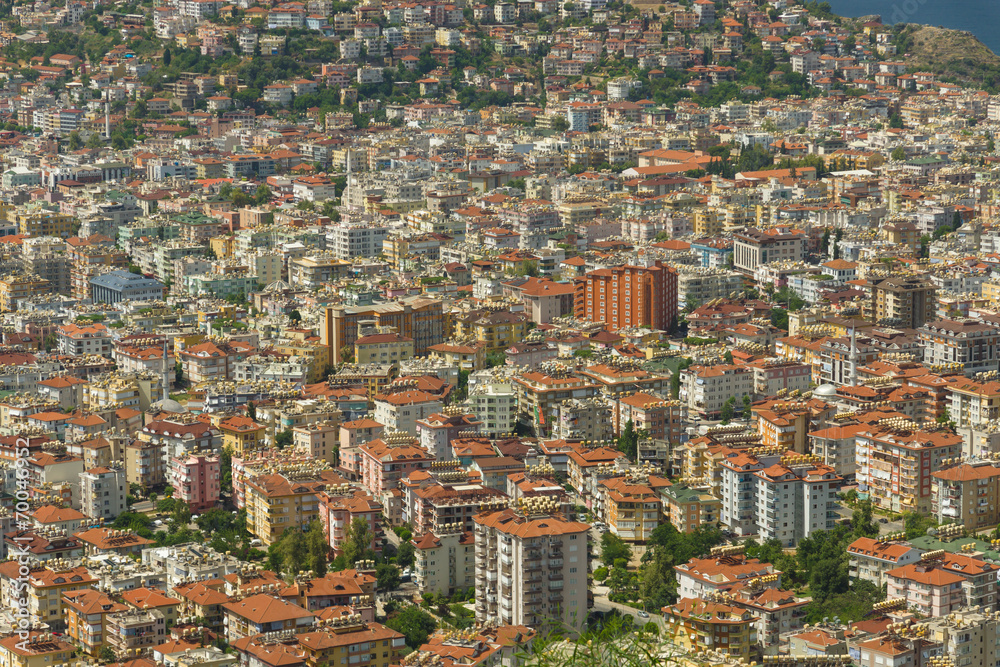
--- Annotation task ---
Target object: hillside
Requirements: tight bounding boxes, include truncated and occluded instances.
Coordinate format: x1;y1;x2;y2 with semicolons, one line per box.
892;24;1000;87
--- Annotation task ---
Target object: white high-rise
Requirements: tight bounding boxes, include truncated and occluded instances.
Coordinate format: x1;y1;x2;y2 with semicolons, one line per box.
474;501;590;633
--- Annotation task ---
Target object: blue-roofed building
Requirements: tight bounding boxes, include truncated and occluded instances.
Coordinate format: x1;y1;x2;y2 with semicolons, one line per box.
90;270;166;304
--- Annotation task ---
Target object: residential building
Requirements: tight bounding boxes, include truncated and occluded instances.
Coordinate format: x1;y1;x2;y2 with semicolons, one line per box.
79;466;127;520
168;452;221;512
412;527;476;597
574;260;678;332
847;536;924;588
919;319;1000;376
473;506;590;633
872;275;937;329
932;462;1000;531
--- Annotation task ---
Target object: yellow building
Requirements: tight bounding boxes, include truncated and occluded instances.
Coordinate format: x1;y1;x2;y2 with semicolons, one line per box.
210;235;235;258
0;632;78;667
428;341;486;371
354;331;415;364
244;468;341;544
13;209;76;238
298;621;406;667
219;415;267;455
599;477;663;544
694;208;722;236
753;402;810;454
661;484;722;533
0;563;99;628
63;590;127;657
0;274;51;312
270;341;329;383
662;598;754;660
453;307;529;353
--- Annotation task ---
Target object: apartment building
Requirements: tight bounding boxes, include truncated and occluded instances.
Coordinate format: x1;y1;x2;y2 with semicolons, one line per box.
675;266;745;308
79;466;127;520
474;505;590;632
855;425;964;514
63;589;128;657
412;526;476;597
573;260;678;332
244;468;345;545
0;633;78;667
846;536;923;588
660;484;722;533
932;462;1000;531
752;401;811;454
595;476;662;543
613;393;684;443
872;275;936;329
919;319;1000;376
222;593;315;642
466;378;518;435
372;389;444;437
674;551;782;600
319;488;383;556
732;227;806;276
513;365;601;437
719;451;842;545
949;378;1000;431
358;435;435;496
293;421;340;465
297;621;406;667
56;322;112;357
679;364;754;419
168;452;221;512
125;439;166;490
887;552;999;616
321;297;446;365
328;224;391;259
662;598;754;661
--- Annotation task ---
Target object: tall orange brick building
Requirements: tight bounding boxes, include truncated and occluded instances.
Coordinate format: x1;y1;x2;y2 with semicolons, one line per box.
574;260;678;332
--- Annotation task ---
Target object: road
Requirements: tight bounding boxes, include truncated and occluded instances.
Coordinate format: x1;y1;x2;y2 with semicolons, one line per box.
590;581;666;630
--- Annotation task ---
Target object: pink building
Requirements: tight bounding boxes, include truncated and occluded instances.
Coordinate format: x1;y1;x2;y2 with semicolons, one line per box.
358;435;434;496
318;488;383;555
884;552;1000;617
338;418;385;481
168;453;221;512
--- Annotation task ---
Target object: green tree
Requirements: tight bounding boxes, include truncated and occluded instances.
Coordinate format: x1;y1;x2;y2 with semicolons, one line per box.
903;511;936;539
174;361;184;386
246;401;257;422
386;606;436;649
280;529;309;575
68;130;81;150
307;520;328;577
99;646;116;662
220;447;233;494
171;500;192;527
288;309;302;324
86;133;104;149
376;563;401;591
888;111;904;129
616;419;639;461
600;532;632;567
890;146;906;161
163;47;171;66
720;397;735;424
397;541;415;569
343;516;375;565
851;499;879;539
742;395;753;420
275;428;293;449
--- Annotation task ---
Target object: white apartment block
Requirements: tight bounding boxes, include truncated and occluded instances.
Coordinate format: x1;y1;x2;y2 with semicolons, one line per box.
719;451;842;545
466;379;518;435
676;267;746;307
412;527;476;597
679;364;754;419
474;507;589;632
80;466;127;521
328;224;391;260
